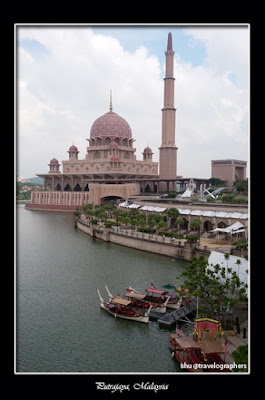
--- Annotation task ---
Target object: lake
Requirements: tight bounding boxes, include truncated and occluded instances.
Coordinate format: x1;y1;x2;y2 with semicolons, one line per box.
16;205;189;373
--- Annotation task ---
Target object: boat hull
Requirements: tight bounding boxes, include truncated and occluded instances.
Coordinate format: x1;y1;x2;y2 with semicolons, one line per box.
100;302;149;324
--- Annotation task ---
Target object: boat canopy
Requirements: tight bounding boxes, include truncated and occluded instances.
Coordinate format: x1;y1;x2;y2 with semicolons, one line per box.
174;337;200;350
200;340;223;355
146;288;165;295
111;297;131;306
124;292;146;300
161;284;176;290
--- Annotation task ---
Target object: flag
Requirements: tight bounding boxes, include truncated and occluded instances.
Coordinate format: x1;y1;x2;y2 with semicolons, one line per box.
224;339;230;355
176;327;186;338
126;288;133;292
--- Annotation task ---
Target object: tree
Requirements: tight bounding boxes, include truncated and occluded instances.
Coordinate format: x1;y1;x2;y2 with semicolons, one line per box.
157;220;167;231
234;179;248;193
176;255;248;326
190;219;202;236
167;207;179;219
232;345;248;372
174;218;185;232
209;178;223;187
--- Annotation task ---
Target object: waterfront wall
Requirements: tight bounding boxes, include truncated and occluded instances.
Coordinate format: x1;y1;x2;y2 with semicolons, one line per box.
76;219;210;261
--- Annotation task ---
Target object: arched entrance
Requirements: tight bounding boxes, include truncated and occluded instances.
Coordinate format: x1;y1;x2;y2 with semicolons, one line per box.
217;221;228;229
64;183;72;191
145;184;151;193
101;196;123;204
204;220;213;232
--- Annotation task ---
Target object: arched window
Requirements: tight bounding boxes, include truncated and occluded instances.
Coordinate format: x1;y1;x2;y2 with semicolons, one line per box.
105;137;111;145
124;152;130;159
114;137;119;145
55;183;62;191
93;151;101;159
97;137;102;145
74;183;82;191
64;183;72;191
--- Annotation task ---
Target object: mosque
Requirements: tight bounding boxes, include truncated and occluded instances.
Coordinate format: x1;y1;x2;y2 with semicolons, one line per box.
26;32;179;211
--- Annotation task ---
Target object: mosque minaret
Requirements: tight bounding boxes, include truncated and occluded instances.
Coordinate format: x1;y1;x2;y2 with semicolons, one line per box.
159;32;178;192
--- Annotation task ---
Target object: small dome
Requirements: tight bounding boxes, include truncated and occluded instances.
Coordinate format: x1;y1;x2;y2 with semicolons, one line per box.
109;141;119;149
143;146;152;154
69;144;78;152
110;155;120;162
50;158;59;165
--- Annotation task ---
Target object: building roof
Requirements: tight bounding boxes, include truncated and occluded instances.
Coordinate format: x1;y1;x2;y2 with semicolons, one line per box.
143;146;153;153
69;144;78;152
90;111;132;139
49;158;59;165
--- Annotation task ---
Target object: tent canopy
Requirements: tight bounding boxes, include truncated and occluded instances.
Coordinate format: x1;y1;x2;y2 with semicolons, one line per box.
209;221;245;234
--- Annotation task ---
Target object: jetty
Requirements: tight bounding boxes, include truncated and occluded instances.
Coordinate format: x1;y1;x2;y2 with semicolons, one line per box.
149;300;196;326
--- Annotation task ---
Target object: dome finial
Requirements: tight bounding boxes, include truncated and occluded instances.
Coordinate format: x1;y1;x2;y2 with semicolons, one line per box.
109;89;113;112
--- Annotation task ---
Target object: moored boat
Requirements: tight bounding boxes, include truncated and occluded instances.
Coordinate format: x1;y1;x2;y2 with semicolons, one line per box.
97;289;151;324
170;333;203;372
170;318;231;372
127;286;170;313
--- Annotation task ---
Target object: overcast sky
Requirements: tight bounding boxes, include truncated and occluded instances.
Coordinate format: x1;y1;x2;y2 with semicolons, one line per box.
16;24;249;179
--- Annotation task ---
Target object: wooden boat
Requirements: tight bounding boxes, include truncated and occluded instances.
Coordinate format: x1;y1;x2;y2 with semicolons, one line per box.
97;289;151;324
152;283;184;310
127;286;170;313
170;318;231;372
193;318;230;372
170;333;203;372
105;286;157;312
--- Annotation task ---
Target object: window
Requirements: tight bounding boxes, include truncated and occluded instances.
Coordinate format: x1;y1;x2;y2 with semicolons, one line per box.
93;151;101;159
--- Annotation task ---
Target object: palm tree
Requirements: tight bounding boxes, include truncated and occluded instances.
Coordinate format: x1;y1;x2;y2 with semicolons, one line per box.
190;219;202;236
124;216;130;233
175;217;185;232
167;208;180;229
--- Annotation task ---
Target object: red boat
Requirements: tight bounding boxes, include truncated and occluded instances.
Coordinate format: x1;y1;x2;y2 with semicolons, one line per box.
170;318;230;372
170;334;203;372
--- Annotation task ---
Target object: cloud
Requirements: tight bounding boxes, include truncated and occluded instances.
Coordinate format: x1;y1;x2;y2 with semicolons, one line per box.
17;26;249;179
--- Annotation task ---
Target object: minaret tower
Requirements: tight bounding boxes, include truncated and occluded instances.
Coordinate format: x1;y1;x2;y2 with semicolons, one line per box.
159;32;178;192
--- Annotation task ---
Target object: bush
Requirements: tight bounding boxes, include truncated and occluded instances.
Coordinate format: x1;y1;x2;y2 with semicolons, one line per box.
168;191;177;198
137;227;156;234
186;235;199;242
91;219;99;224
104;221;114;227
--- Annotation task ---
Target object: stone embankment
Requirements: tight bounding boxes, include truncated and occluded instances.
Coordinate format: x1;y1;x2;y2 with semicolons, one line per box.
76;217;211;261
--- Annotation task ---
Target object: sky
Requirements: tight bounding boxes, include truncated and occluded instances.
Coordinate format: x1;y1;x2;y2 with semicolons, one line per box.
16;24;249;179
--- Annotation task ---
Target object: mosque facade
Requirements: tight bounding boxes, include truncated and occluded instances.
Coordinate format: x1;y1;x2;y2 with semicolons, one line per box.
26;33;178;211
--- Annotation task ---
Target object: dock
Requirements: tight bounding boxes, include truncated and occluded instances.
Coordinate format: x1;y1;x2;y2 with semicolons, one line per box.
149;301;196;326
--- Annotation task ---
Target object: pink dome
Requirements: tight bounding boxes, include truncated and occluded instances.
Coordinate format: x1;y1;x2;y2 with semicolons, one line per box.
110;155;120;162
50;158;59;165
143;146;152;153
69;144;78;152
90;111;132;139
